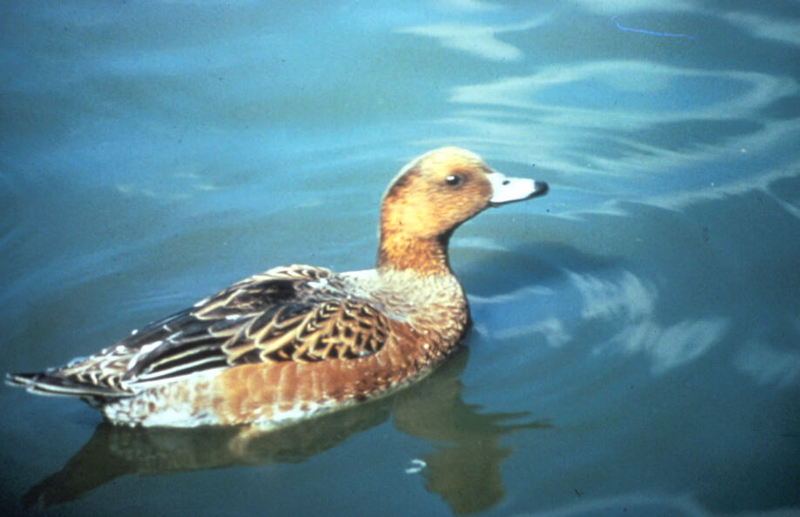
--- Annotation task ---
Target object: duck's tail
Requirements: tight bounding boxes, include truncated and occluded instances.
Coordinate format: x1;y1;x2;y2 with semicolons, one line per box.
6;371;126;399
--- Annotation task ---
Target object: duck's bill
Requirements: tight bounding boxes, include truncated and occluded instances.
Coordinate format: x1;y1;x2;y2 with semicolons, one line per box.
487;171;549;206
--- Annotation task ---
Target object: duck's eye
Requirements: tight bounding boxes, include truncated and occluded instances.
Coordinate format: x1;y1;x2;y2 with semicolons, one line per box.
445;174;465;187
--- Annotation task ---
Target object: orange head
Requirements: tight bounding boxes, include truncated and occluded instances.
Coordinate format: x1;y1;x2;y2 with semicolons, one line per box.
377;147;548;274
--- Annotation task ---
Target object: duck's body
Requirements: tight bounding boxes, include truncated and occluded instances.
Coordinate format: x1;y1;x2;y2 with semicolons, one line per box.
7;147;548;428
44;266;468;428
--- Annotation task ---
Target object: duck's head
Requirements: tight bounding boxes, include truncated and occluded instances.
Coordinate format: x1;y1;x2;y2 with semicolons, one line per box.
378;147;548;273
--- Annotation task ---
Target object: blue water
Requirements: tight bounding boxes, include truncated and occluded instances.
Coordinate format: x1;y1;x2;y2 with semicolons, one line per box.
2;1;799;515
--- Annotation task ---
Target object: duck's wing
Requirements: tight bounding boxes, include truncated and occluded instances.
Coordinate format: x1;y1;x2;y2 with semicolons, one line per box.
7;266;391;399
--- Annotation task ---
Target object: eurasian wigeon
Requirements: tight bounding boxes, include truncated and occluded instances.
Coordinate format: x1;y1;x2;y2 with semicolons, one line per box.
7;147;548;428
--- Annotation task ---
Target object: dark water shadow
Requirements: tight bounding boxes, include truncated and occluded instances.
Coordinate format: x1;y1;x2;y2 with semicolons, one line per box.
461;239;617;299
22;348;549;514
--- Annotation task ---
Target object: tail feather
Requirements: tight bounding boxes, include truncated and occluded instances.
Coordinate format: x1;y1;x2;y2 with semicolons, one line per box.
6;372;128;399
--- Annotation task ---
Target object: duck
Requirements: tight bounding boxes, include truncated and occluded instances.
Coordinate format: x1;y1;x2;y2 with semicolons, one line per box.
7;147;548;428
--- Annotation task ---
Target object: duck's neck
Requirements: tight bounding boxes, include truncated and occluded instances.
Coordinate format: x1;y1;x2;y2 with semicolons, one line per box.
376;230;454;276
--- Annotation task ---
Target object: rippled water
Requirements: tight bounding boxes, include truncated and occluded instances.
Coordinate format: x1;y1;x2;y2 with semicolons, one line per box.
2;1;799;516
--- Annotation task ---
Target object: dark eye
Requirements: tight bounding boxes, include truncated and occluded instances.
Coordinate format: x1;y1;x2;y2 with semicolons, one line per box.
445;174;465;187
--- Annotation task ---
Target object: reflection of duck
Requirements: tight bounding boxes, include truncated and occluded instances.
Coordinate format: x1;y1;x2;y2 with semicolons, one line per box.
7;147;548;428
22;349;550;513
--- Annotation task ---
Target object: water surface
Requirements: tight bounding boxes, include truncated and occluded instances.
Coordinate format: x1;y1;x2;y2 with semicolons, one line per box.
2;1;799;515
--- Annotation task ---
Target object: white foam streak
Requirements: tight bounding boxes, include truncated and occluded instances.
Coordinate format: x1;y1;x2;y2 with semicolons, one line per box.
397;16;549;62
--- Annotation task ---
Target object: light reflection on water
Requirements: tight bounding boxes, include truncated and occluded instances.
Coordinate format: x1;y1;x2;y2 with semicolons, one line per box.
1;1;799;516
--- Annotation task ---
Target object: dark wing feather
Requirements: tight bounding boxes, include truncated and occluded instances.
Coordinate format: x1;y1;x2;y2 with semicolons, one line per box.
222;299;390;364
124;273;317;383
127;267;390;384
8;266;391;398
